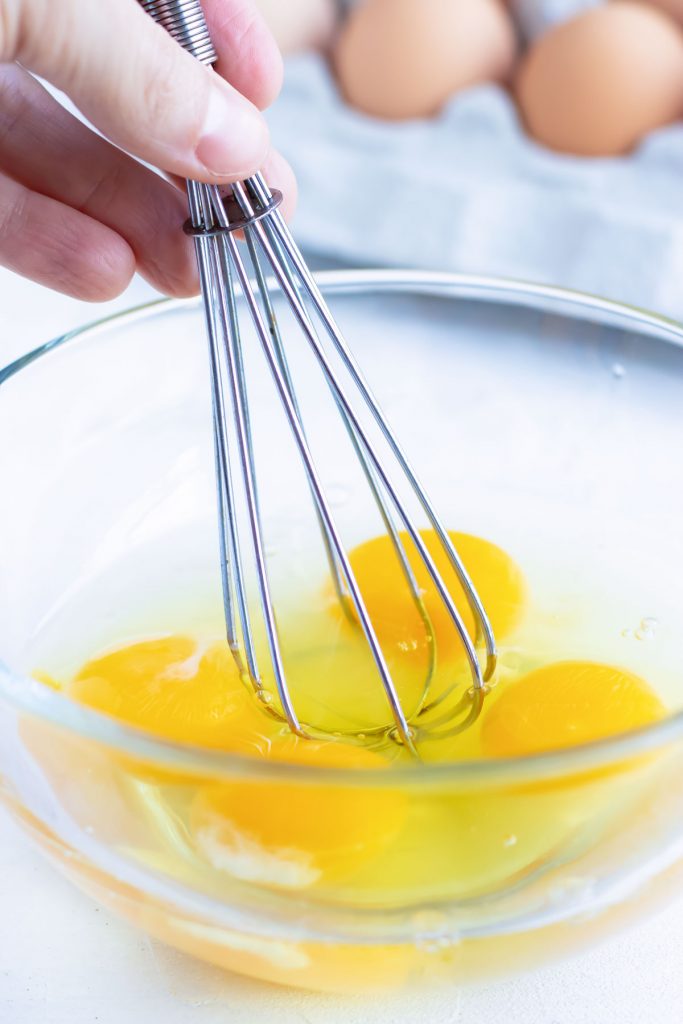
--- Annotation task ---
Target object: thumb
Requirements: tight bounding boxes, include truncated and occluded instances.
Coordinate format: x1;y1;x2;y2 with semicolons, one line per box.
3;0;270;183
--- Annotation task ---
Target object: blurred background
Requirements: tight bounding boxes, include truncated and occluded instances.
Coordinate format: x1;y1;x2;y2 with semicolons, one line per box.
254;0;683;321
6;4;683;1020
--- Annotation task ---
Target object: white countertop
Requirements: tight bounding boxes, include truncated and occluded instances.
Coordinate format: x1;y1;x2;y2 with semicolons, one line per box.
2;268;683;1023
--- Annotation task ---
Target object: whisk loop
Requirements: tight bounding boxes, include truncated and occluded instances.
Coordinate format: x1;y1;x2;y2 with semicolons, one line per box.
140;0;497;748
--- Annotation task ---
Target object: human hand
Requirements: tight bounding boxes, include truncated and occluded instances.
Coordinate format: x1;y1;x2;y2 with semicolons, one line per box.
0;0;296;300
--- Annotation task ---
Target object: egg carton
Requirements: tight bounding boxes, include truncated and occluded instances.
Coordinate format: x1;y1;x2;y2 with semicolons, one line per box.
267;50;683;323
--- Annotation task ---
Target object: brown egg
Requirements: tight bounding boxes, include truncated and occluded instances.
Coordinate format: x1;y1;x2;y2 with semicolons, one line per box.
334;0;518;120
644;0;683;23
515;2;683;156
253;0;337;54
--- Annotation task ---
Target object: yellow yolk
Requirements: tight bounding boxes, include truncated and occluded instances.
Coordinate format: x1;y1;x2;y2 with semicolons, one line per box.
190;737;405;889
31;669;61;691
29;531;670;931
345;530;526;668
259;531;526;736
481;660;666;758
66;636;270;755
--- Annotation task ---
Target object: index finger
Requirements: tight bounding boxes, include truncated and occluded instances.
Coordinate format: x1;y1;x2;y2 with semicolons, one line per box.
203;0;284;110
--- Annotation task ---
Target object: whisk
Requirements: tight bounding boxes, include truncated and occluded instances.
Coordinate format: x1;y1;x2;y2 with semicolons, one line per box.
139;0;497;748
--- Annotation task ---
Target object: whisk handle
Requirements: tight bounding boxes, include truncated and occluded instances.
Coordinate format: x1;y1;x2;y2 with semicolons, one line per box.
137;0;217;66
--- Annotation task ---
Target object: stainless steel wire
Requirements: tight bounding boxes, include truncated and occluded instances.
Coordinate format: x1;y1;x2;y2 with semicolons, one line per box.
139;0;497;748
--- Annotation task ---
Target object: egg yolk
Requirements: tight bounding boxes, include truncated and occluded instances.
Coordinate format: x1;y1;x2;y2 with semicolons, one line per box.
66;636;270;755
345;530;526;668
481;660;666;758
29;531;671;927
190;737;405;889
267;531;526;736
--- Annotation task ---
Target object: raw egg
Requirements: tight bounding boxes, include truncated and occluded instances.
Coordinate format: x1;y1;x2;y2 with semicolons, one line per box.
66;636;270;755
481;660;666;757
334;0;518;120
190;738;405;888
248;531;525;738
345;530;526;665
30;530;671;923
515;2;683;155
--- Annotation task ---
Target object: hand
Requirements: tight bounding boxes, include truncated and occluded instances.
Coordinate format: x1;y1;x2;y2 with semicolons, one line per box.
0;0;296;300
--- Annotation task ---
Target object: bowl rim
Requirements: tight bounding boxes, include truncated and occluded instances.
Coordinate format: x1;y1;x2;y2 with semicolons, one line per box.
2;266;683;785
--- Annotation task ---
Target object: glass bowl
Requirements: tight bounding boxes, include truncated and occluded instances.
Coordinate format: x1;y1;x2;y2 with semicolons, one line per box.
2;269;683;994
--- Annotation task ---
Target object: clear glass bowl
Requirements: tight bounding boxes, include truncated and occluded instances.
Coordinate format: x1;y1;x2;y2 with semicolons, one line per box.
2;269;683;994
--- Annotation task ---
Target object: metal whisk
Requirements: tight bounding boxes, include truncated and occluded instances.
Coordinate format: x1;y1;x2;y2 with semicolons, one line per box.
139;0;497;748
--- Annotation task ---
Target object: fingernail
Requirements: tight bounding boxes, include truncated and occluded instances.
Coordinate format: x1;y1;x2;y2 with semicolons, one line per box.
196;85;269;178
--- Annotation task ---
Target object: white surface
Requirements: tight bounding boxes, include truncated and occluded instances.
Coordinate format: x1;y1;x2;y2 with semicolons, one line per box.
2;269;683;1022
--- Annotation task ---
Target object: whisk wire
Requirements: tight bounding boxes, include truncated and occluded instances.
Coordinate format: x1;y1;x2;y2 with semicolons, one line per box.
187;181;246;672
188;171;489;744
239;187;436;690
206;189;418;744
240;210;352;621
232;181;488;689
236;185;438;699
269;210;498;680
141;0;498;748
205;197;302;731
